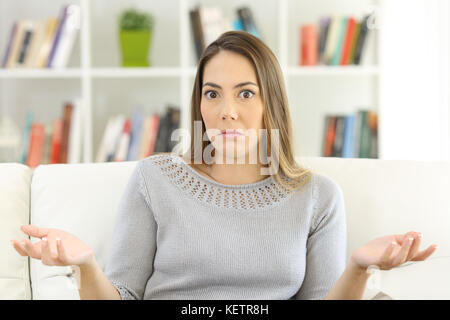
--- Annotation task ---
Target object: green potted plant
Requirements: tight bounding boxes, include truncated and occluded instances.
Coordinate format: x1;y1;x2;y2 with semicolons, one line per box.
119;8;154;67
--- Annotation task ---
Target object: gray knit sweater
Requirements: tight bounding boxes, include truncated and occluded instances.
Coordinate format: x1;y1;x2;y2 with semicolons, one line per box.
104;153;347;300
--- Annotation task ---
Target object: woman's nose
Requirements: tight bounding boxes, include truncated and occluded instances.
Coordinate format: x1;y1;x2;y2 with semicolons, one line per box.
220;102;238;120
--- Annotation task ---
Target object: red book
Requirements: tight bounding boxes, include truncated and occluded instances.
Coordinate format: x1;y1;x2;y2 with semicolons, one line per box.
147;114;160;156
300;24;318;66
340;17;356;65
324;116;337;157
50;119;63;164
26;123;45;168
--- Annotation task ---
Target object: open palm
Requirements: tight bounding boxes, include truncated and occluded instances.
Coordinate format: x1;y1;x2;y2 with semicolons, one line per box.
11;225;94;267
351;231;438;270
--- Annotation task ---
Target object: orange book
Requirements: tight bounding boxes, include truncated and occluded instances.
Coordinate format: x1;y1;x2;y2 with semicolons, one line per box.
147;114;160;156
340;17;356;65
26;123;45;168
50;119;63;164
300;24;318;66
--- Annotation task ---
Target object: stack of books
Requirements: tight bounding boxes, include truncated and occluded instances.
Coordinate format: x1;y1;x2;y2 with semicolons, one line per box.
20;100;83;168
95;105;181;162
189;5;261;62
300;14;373;66
322;109;378;158
1;4;80;69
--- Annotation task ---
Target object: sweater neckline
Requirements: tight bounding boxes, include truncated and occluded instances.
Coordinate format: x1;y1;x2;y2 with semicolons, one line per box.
174;155;275;190
148;153;294;211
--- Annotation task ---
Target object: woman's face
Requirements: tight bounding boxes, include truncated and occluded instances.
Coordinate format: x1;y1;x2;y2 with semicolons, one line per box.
200;50;265;163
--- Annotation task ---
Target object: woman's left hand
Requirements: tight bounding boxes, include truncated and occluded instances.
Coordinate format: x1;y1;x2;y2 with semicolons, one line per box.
351;231;438;271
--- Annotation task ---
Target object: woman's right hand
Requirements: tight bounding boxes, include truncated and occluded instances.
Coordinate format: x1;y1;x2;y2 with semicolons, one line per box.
11;225;95;267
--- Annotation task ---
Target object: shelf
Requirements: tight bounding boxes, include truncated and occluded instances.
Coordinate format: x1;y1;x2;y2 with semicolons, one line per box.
0;69;83;79
286;66;379;76
90;67;186;78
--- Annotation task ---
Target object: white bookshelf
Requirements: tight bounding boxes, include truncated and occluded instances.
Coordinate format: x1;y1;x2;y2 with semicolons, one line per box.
0;0;381;163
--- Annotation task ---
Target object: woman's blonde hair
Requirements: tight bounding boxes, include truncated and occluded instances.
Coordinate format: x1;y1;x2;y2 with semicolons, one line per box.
184;30;312;191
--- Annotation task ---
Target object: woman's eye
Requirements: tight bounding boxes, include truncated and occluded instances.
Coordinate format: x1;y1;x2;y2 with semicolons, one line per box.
204;90;218;99
239;90;255;99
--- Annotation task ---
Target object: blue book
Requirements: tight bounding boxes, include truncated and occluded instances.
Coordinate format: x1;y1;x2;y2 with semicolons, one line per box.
20;110;34;164
342;115;355;158
126;108;144;161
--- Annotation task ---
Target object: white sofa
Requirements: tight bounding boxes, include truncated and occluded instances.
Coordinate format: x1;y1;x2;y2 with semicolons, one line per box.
1;156;450;300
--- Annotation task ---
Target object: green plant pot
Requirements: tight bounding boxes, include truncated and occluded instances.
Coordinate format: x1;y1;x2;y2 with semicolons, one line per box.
119;30;152;67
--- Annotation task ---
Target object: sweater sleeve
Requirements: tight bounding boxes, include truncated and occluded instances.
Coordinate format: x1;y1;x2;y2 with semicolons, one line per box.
294;173;347;300
104;161;157;300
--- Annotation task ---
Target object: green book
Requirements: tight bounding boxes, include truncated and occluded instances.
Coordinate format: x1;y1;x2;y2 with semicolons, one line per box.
359;110;371;158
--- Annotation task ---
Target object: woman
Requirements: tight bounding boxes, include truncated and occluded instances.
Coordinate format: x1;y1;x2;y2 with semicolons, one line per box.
11;31;437;300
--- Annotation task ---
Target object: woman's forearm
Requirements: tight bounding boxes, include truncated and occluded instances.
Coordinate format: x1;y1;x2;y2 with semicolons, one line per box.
323;260;371;300
77;258;121;300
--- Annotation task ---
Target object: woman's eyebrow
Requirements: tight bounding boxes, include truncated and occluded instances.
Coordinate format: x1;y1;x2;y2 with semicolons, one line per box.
202;82;258;89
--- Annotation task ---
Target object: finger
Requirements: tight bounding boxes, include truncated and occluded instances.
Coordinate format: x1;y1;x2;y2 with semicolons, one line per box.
406;232;422;261
21;225;49;239
40;237;57;265
380;241;397;267
23;238;42;259
10;240;28;257
392;236;414;266
56;238;70;264
412;244;439;261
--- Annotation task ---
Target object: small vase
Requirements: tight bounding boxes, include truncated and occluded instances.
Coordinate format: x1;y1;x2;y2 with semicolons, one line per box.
119;30;152;67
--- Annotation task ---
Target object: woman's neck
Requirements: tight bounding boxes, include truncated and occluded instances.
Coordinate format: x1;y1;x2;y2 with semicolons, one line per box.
182;154;269;185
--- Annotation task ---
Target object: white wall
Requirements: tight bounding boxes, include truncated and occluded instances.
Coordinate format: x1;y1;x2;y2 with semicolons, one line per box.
379;0;450;160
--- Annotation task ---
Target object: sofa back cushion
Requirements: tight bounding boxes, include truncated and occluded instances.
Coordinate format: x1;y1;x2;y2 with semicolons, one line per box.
30;161;137;299
0;163;32;299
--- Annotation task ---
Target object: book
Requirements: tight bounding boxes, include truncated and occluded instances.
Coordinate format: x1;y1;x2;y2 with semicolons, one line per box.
106;115;125;162
42;122;53;164
67;99;83;163
1;22;17;68
189;6;206;62
340;17;356;65
147;114;160;156
331;17;348;66
332;116;345;156
35;18;59;68
368;111;378;158
17;21;34;67
342;115;355;158
198;5;228;49
26;123;45;168
300;24;318;66
323;115;337;157
354;14;371;65
236;7;260;38
126;108;144;161
358;110;371;158
46;5;69;68
323;15;341;65
349;22;362;64
138;116;152;160
6;20;27;68
318;17;330;64
20;110;34;164
114;118;131;162
59;102;73;163
95;117;115;162
49;4;81;68
50;119;63;164
24;20;46;68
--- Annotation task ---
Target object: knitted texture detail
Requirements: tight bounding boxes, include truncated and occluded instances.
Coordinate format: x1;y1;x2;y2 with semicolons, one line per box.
148;153;297;211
